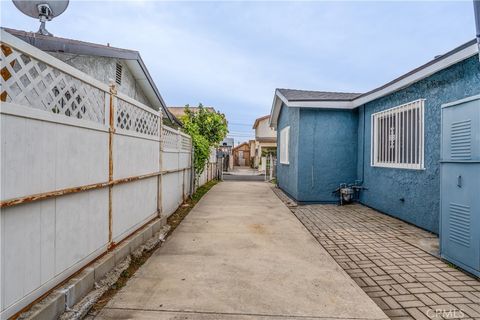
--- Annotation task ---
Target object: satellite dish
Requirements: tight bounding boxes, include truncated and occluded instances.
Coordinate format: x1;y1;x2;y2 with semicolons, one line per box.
12;0;69;36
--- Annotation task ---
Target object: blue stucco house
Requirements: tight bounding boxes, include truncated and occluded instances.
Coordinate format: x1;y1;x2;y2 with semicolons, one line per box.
270;39;480;235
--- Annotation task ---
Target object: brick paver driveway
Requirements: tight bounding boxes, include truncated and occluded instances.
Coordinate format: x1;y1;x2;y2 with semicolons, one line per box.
283;199;480;320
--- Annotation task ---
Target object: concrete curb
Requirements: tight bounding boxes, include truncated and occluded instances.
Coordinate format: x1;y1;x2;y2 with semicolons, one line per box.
18;216;167;320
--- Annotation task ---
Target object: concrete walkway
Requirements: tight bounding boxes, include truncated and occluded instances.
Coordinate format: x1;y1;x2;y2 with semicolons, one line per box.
95;181;387;320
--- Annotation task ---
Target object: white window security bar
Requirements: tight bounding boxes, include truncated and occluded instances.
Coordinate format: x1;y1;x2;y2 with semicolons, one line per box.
371;99;425;169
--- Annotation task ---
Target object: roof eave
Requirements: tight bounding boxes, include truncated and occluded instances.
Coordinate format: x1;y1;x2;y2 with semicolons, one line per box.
269;90;285;129
133;55;178;125
257;137;277;143
353;39;478;107
3;28;139;59
252;115;270;129
233;142;249;150
286;100;355;108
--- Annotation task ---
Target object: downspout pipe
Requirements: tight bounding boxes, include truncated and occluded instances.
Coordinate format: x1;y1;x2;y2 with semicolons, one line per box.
474;0;480;59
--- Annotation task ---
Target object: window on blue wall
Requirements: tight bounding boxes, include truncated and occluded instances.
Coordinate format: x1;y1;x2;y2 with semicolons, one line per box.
371;99;425;169
280;126;290;164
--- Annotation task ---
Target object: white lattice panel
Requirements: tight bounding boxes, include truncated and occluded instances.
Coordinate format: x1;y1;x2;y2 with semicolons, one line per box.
181;135;192;151
116;98;159;136
162;127;179;150
1;44;105;123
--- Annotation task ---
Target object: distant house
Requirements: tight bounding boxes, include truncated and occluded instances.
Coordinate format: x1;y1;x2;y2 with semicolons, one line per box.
232;142;251;167
270;39;480;236
252;115;277;168
3;28;179;125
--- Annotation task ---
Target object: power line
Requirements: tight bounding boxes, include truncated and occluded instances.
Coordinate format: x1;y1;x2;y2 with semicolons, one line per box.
228;131;253;134
227;134;254;138
228;122;252;126
227;131;253;133
227;134;254;137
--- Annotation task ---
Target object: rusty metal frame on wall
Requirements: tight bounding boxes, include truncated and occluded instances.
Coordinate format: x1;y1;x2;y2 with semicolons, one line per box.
0;168;190;209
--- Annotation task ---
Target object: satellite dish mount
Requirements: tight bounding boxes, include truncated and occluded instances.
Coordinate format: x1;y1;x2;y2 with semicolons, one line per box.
12;0;70;36
37;3;54;36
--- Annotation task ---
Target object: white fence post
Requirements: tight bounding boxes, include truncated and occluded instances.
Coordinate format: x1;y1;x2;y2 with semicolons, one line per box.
269;154;273;181
188;136;193;196
107;81;117;248
158;109;163;217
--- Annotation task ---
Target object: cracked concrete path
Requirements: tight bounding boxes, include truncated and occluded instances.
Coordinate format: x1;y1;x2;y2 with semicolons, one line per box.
94;181;388;320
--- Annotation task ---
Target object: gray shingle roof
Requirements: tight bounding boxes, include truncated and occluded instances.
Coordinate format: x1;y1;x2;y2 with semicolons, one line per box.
277;88;362;102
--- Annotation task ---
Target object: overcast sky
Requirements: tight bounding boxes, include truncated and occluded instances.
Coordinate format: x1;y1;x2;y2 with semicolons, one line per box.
1;1;476;143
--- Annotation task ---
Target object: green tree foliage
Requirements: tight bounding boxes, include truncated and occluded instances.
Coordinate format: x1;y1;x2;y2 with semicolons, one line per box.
181;104;228;175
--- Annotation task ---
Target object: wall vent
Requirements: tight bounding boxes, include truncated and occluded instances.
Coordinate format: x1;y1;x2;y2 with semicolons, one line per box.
448;203;471;247
450;120;471;160
115;63;123;85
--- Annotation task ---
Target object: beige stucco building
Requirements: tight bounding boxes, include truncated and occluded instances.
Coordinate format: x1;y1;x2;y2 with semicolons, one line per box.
252;115;277;169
